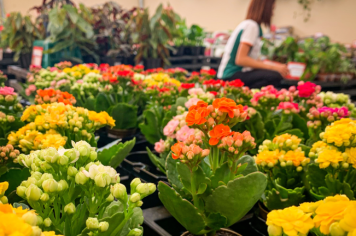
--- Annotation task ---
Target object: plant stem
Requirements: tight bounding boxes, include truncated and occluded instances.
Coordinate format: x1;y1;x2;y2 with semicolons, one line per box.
272;114;286;138
206;230;217;236
190;170;200;210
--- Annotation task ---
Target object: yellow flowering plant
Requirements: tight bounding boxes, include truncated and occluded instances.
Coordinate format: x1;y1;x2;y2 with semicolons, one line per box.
256;134;311;210
266;195;356;236
307;118;356;201
8;103;115;153
16;142;155;236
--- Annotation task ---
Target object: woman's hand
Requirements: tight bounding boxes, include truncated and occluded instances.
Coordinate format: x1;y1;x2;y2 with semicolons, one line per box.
272;64;289;77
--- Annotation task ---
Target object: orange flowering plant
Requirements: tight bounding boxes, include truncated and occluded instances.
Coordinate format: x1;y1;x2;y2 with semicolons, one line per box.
34;88;76;106
256;134;311;211
158;98;267;236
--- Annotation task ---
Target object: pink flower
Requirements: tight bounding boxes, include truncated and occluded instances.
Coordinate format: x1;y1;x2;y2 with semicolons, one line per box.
188;88;204;96
25;88;31;96
50;81;56;87
297;81;316;98
0;86;15;96
50;67;58;72
76;80;83;84
28;84;37;92
176;126;195;142
154;139;166;153
163;120;179;138
277;102;299;113
185;97;201;109
317;106;350;118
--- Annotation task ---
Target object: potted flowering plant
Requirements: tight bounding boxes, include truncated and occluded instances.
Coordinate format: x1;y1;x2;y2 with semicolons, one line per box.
307;118;356;201
16;141;155;235
158;98;267;236
0;86;24;146
319;91;356;118
256;134;310;214
223;79;252;105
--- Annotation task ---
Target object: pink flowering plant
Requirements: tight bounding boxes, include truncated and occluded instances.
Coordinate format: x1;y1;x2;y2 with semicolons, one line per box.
0;86;24;145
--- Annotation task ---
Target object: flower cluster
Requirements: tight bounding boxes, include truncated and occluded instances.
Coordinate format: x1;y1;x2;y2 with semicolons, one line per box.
0;86;22;109
63;64;100;79
217;129;256;156
200;69;216;80
171;141;210;169
165;67;188;81
8;103;115;153
250;85;293;110
0;144;20;166
224;79;253;104
54;61;72;70
0;70;8;86
277;102;299;114
320;118;356;147
186;88;215;106
289;81;323;114
307;106;350;132
186;71;202;83
143;73;181;87
203;79;225;92
267;195;356;236
319;91;356;118
16;142;155;235
35;89;76;105
0;198;61;236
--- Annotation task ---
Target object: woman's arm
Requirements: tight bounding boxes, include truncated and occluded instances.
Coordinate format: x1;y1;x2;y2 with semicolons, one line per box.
236;43;289;77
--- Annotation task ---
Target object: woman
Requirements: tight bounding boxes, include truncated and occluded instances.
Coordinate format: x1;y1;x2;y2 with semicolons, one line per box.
217;0;288;88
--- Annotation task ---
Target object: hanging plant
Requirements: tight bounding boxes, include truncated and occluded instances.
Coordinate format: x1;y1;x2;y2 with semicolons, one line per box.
298;0;322;21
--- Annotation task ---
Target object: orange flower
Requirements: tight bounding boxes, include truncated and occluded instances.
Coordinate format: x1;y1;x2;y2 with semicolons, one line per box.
37;88;56;98
209;124;233;145
186;107;209;126
189;101;208;111
213;97;243;118
171;142;185;159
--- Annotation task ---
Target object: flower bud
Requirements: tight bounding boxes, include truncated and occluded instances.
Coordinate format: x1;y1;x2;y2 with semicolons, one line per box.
86;217;99;230
267;225;282;236
89;151;97;161
31;226;42;236
37;216;43;225
44;218;52;227
129;193;141;203
106;194;114;202
58;180;68;191
130;178;141;193
296;166;303;172
64;149;79;163
128;228;143;236
25;184;42;201
67;166;78;177
32;172;42;180
0;196;8;204
72;141;91;157
58;155;69;165
136;201;143;207
111;183;126;200
147;183;156;195
22;211;38;226
136;183;149;195
329;222;345;236
75;171;89;185
64;203;76;214
95;173;111;188
42;179;58;193
99;222;109;232
16;186;27;198
42;147;59;163
342;162;349;169
40;193;50;202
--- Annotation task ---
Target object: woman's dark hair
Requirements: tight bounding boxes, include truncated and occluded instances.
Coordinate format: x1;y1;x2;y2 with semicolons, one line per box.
246;0;275;26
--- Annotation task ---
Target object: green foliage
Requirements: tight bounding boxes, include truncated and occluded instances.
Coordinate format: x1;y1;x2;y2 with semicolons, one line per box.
110;103;138;129
97;138;136;168
0;168;30;203
146;147;166;174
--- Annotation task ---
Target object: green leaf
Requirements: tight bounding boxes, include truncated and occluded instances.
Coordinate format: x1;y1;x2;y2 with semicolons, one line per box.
158;182;206;235
111;103;138;129
166;152;184;190
102;201;124;219
210;162;231;189
63;5;79;23
109;138;136;168
139;109;161;144
236;155;258;176
84;97;96;111
95;93;111;113
147;147;166;174
0;168;30;195
96;212;125;236
292;113;309;140
205;172;267;226
265;186;305;210
13;202;30;209
197;183;207;195
280;129;304;139
206;213;228;231
76;17;94;38
150;4;163;30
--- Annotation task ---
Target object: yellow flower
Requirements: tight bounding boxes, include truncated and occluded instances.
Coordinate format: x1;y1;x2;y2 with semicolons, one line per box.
0;182;8;196
0;211;33;236
323;119;356;147
345;147;356;169
310;141;327;156
316;148;343;168
313;195;350;235
339;202;356;235
41;231;63;236
299;201;322;214
34;116;46;126
36;133;67;150
63;68;71;73
283;150;308;167
266;206;314;236
255;150;280;165
21;106;38;122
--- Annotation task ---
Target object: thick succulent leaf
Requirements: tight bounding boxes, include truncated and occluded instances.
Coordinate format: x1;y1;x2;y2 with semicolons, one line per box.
205;172;267;226
109;138;136;168
138;109;161;144
158;182;206;234
292;113;309;140
236;155;258;176
95;93;111;113
96;212;125;236
210;162;231;189
307;164;327;189
206;213;228;231
111;103;138;129
147;147;166;174
166;152;184;190
84;97;96;111
280;129;304;139
264;186;305;210
101;201;124;219
0;168;30;195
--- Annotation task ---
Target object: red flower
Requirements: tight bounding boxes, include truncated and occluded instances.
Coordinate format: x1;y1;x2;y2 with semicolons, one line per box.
201;69;216;76
6;13;10;18
203;79;225;87
297;82;316;98
116;70;134;79
159;87;170;93
227;79;244;88
191;71;200;76
209;91;218;96
180;83;195;89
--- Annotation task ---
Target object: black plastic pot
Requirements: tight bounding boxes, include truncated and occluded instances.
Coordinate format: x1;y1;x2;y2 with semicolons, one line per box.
190;46;200;56
144;58;162;69
19;53;32;69
122;55;136;66
176;46;185;56
199;46;206;56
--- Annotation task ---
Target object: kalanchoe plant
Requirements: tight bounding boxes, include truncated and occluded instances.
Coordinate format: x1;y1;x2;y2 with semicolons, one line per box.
223;79;252;105
307;118;356;201
158;98;267;236
16;141;155;236
256;134;310;210
0;86;24;145
319;91;356;118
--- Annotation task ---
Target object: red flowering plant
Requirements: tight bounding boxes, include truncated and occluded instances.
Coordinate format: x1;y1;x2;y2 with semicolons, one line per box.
289;81;323;118
179;83;195;97
158;98;267;236
133;65;144;73
203;79;226;93
34;88;77;105
145;83;179;108
223;79;253;105
165;67;188;81
200;68;216;80
186;71;202;83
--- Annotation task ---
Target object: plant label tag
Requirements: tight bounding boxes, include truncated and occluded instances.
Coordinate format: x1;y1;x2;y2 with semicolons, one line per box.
286;62;306;80
31;46;43;67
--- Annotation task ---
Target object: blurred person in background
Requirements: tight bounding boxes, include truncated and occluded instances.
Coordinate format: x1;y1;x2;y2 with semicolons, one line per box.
218;0;289;88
